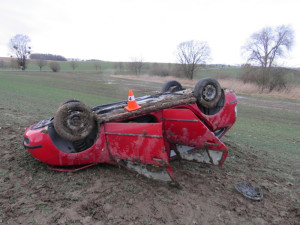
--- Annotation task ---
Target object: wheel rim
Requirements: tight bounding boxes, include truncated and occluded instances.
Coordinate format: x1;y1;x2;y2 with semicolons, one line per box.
202;84;216;101
65;109;90;134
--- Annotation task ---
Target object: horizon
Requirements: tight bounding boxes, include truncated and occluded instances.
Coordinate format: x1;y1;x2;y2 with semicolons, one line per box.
1;0;300;67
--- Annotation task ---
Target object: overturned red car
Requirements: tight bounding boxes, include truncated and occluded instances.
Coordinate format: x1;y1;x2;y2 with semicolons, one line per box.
23;78;237;183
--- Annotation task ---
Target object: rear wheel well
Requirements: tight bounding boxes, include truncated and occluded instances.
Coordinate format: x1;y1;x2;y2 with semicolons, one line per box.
49;122;99;153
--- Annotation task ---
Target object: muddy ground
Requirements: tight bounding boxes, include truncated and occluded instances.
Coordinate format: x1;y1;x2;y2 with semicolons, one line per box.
0;96;299;225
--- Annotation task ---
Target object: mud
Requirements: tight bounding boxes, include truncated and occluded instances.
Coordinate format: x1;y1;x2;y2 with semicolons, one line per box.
0;99;299;225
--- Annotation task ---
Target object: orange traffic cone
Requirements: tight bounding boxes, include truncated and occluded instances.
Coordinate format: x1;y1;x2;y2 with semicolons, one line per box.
125;90;142;111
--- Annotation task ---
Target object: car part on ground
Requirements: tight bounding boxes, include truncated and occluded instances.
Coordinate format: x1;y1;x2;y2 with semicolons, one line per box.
235;181;263;200
23;78;237;185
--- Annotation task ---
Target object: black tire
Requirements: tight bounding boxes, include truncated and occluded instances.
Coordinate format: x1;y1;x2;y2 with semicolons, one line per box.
162;80;183;93
53;101;95;141
61;99;80;106
193;78;222;108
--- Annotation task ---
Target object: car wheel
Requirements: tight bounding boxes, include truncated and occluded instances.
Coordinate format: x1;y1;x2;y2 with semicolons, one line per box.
162;80;183;93
194;78;222;108
53;101;96;141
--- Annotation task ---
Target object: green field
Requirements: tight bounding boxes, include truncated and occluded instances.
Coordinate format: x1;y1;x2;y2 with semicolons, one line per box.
0;70;299;165
0;71;162;119
0;70;299;224
25;60;117;72
3;59;300;85
226;103;300;178
1;70;299;176
4;59;244;77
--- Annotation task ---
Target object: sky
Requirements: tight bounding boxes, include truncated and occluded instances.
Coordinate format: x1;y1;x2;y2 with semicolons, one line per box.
1;0;299;66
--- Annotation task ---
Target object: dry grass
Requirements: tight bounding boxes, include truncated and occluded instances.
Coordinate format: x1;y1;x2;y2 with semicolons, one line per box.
219;79;300;100
113;75;300;100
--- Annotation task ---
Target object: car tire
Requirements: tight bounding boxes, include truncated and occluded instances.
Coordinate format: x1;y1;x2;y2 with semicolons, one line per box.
194;78;222;108
60;99;80;106
162;80;183;93
53;101;96;141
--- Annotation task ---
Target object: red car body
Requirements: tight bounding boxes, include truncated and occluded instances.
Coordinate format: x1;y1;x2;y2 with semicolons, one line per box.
24;89;237;183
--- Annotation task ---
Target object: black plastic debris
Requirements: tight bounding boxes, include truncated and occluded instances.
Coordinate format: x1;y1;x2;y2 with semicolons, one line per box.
235;181;263;200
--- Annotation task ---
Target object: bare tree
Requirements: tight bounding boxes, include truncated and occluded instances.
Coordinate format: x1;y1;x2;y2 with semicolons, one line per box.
10;57;19;69
9;34;31;70
35;59;47;71
69;59;79;70
49;61;61;72
0;60;5;69
94;61;101;71
128;57;144;75
114;62;124;71
242;25;294;90
150;63;169;76
176;40;210;80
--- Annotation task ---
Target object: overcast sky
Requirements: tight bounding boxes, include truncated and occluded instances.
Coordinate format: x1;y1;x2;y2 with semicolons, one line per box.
1;0;299;66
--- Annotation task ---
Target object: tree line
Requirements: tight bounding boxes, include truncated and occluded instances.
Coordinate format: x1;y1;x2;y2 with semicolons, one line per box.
30;53;67;61
6;24;295;91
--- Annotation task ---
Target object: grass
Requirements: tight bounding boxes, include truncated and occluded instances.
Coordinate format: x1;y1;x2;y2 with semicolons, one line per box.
0;71;158;121
224;102;300;183
1;70;299;159
23;60;117;71
195;67;242;79
36;203;53;215
0;70;299;223
229;115;299;159
2;56;300;82
0;168;8;179
113;74;300;100
3;58;300;87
